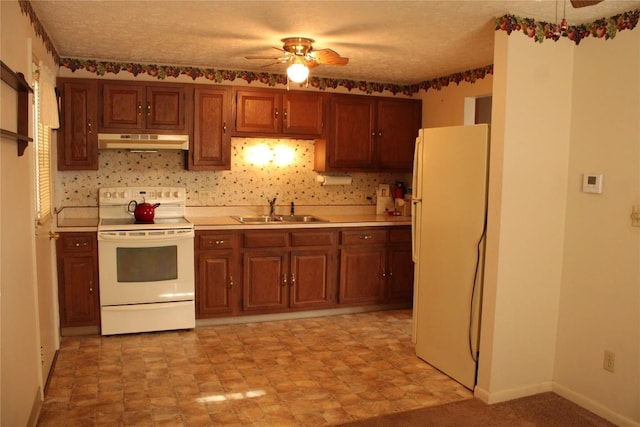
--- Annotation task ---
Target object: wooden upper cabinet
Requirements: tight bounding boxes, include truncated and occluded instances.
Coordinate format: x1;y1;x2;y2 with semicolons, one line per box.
282;92;323;135
376;98;421;170
319;95;376;170
100;82;187;132
57;78;99;170
188;87;231;170
233;88;324;137
315;94;421;173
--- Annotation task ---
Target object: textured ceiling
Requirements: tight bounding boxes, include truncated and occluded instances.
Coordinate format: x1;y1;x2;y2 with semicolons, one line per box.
29;0;640;84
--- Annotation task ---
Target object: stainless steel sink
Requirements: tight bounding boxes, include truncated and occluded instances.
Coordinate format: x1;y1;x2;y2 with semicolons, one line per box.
232;215;282;224
231;215;328;224
277;215;328;223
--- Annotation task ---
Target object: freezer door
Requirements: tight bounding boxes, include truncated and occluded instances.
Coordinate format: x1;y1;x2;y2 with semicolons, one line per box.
414;124;489;390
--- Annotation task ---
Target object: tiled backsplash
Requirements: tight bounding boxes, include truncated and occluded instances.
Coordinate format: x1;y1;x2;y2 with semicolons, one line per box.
56;138;411;208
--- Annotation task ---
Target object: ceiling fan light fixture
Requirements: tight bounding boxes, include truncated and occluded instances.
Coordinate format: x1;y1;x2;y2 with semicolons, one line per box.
287;62;309;83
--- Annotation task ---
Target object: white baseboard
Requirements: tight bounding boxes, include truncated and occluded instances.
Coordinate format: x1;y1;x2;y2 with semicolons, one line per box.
552;382;640;427
473;381;553;404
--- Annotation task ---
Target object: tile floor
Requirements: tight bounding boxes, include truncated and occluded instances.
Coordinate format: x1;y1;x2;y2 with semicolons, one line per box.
37;309;472;426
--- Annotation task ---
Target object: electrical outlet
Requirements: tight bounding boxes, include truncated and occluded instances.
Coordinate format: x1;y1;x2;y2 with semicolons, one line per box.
603;350;615;373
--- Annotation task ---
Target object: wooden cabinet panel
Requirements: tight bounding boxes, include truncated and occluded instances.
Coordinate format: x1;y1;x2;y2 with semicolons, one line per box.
376;99;421;170
101;83;144;129
283;92;323;135
234;88;324;137
243;251;288;311
341;228;388;245
290;250;335;309
57;79;98;170
339;247;385;304
195;231;238;318
386;244;414;302
189;87;231;170
235;90;279;134
197;252;235;317
56;233;100;327
291;230;336;247
316;94;421;172
100;82;186;132
242;231;289;248
324;95;375;169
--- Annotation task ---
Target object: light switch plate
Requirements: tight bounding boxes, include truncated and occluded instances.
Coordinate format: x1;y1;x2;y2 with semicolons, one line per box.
582;173;603;194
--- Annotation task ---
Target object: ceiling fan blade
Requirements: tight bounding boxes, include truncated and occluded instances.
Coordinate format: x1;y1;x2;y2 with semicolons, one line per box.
309;49;349;66
570;0;604;8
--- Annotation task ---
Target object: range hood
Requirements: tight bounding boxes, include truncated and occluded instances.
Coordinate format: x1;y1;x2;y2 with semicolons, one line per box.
98;133;189;150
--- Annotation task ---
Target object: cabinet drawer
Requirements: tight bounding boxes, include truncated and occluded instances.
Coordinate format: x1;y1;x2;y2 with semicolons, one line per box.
198;232;236;250
389;227;412;243
61;234;95;253
242;231;288;248
341;229;387;245
291;230;336;247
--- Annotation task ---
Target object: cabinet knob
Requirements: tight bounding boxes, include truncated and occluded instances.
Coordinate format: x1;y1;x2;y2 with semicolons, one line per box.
274;108;279;119
359;235;372;240
282;273;287;286
378;130;383;137
223;122;227;134
137;102;142;116
89;281;93;293
290;273;295;286
229;276;234;288
87;118;92;134
146;103;151;116
283;109;288;119
215;240;225;245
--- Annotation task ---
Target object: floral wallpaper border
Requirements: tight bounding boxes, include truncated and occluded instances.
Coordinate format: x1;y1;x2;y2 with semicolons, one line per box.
19;0;638;96
496;9;639;44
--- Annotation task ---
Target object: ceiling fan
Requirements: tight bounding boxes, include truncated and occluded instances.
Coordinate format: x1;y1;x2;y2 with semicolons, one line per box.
569;0;603;7
245;37;349;83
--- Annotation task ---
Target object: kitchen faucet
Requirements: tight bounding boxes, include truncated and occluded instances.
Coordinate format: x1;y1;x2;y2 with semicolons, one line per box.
268;197;277;217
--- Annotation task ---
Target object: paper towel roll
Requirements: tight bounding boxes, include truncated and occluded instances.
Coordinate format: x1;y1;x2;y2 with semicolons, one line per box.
316;175;353;186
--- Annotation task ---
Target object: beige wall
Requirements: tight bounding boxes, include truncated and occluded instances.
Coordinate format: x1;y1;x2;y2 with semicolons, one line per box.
419;76;493;128
554;29;640;424
477;30;573;403
1;1;58;425
475;26;640;427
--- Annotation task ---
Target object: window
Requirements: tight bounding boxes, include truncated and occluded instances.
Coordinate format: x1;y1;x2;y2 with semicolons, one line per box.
32;64;53;223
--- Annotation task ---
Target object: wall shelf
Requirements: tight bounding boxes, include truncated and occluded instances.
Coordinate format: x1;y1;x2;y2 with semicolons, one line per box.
1;60;33;156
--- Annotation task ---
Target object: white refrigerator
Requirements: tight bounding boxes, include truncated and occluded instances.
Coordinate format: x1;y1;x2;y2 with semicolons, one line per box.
411;124;490;390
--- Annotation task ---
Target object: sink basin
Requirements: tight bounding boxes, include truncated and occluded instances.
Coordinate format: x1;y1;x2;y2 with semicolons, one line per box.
277;215;328;223
231;215;328;224
232;215;282;224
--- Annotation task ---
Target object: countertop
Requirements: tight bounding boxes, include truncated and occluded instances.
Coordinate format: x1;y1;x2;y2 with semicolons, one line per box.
54;205;411;232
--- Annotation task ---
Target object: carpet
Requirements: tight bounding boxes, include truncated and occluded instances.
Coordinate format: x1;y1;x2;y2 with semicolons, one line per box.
338;392;616;427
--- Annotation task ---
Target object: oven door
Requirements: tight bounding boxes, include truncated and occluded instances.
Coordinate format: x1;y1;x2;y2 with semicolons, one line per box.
98;228;194;306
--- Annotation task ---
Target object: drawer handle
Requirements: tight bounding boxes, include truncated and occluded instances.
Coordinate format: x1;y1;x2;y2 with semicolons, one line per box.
215;240;225;245
137;102;142;116
89;280;93;293
74;241;88;247
359;235;373;240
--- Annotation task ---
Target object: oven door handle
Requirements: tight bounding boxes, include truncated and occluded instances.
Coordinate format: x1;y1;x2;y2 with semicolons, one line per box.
98;230;194;242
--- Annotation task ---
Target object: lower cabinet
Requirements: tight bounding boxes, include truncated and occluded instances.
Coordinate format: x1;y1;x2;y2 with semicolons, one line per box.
56;232;100;327
339;226;414;305
194;225;412;319
195;231;239;318
241;229;337;314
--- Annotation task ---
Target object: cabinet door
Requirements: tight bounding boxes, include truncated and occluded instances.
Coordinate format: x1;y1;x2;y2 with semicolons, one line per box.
235;90;279;134
290;249;335;309
58;79;98;170
101;83;145;129
190;87;231;170
325;95;375;169
386;244;414;302
376;99;421;171
145;85;186;131
283;92;323;135
197;251;236;317
58;255;99;327
243;251;288;311
339;247;385;304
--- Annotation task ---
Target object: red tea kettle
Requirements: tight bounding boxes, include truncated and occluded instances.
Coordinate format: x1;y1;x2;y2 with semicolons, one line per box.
127;200;160;222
